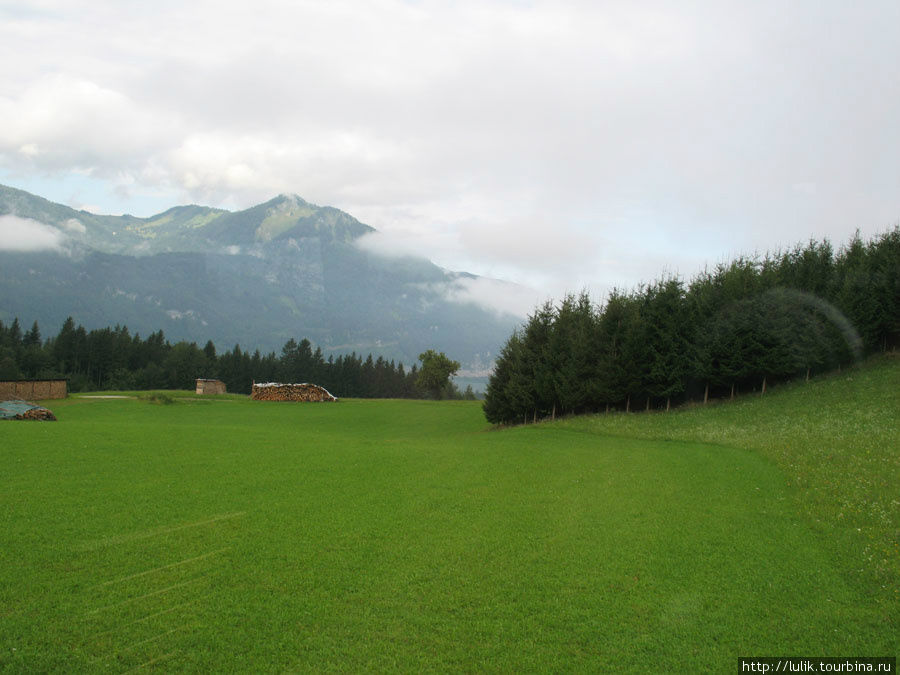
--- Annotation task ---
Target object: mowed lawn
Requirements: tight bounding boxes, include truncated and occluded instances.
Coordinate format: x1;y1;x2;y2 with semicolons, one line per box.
0;365;896;672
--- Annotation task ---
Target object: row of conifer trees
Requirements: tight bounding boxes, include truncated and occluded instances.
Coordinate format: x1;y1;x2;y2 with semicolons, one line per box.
483;228;899;425
0;319;429;398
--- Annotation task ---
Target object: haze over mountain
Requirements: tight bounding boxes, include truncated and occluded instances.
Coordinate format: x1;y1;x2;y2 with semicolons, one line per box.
0;183;521;373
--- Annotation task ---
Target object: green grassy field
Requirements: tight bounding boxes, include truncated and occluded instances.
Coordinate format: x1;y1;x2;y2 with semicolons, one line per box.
1;357;897;672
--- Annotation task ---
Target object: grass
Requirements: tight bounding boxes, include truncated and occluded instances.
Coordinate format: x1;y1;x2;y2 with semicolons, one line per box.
0;358;896;671
136;393;177;405
559;353;900;614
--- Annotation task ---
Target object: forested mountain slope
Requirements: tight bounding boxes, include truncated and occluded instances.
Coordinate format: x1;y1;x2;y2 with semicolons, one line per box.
0;184;517;368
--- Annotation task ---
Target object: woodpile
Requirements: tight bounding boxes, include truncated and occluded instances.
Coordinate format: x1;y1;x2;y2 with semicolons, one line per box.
251;382;337;402
0;400;57;421
21;407;57;421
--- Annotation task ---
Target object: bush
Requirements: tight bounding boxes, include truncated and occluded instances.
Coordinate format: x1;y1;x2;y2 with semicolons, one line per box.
139;392;176;405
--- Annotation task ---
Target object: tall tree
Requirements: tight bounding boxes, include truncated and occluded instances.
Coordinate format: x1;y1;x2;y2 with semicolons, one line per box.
52;317;78;374
203;340;217;362
7;318;22;351
641;277;692;410
521;302;555;419
548;293;597;416
593;290;633;409
484;331;530;424
23;320;41;348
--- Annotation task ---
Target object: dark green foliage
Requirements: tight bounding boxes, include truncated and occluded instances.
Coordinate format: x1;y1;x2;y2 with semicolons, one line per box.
835;229;900;353
547;293;596;415
0;356;19;380
594;290;639;407
640;278;693;408
483;331;527;424
484;228;900;424
138;392;177;405
416;349;461;399
0;317;438;399
520;303;554;417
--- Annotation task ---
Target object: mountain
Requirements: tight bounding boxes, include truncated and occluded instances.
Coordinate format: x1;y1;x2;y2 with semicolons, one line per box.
0;184;519;372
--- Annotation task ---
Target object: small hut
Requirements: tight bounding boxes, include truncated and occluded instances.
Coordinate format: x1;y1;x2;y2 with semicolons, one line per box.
0;379;67;400
251;382;337;402
196;379;227;395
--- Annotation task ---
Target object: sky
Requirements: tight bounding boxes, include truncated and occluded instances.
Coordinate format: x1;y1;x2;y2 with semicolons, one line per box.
1;0;898;316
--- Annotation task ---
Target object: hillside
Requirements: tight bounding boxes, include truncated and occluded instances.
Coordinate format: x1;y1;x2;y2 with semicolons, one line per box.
558;353;900;623
0;184;518;369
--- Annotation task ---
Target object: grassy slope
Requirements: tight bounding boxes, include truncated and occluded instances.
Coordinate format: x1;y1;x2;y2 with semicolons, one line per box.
559;353;900;617
0;361;896;671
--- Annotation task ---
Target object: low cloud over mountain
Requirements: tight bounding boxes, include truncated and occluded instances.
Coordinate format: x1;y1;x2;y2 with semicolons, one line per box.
0;184;523;370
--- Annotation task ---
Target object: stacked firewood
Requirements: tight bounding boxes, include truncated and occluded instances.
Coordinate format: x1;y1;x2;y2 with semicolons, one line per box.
1;400;57;421
250;383;337;402
21;407;57;421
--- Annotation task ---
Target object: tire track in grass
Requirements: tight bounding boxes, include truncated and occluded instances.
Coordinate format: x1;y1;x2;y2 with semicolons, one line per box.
89;594;215;640
77;512;244;671
78;511;246;552
82;572;210;670
121;650;178;674
90;548;231;588
85;577;206;617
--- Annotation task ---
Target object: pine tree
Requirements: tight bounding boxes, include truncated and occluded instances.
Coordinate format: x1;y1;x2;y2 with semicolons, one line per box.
548;293;597;416
23;321;41;347
203;340;217;362
521;302;555;419
641;277;692;410
594;290;632;409
483;330;530;424
53;317;78;374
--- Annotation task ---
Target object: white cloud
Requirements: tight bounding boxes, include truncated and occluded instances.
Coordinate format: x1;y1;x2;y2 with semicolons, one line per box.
0;74;173;173
355;228;454;262
441;275;546;318
0;0;897;300
0;215;65;251
62;218;86;233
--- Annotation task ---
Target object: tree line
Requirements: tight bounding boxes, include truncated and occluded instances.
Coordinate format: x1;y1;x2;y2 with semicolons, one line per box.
484;228;900;425
0;318;474;400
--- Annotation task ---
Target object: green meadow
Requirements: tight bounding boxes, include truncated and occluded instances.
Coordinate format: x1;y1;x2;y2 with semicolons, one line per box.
1;357;897;672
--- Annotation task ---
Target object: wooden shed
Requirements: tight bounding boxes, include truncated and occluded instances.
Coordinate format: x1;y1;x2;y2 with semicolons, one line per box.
0;379;67;400
251;382;337;402
196;379;227;395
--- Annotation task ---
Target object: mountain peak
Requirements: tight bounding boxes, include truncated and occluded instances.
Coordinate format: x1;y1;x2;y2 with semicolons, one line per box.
268;193;311;209
0;182;521;373
0;182;377;251
276;192;307;203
